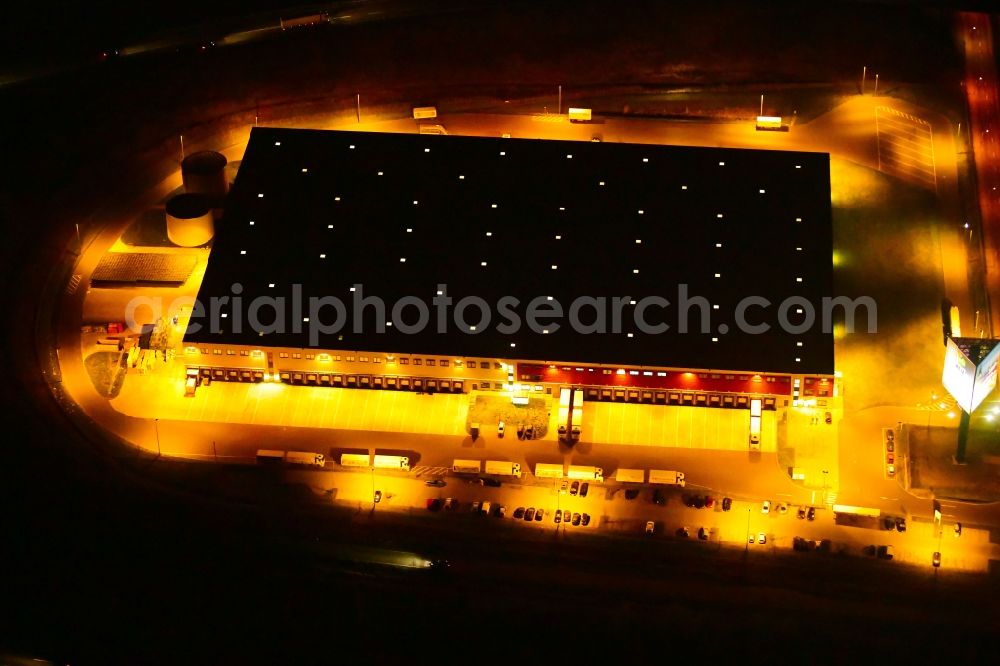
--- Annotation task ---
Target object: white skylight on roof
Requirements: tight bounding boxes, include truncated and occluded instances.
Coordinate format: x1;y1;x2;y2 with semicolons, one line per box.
328;224;334;229
643;158;649;163
551;265;558;270
716;243;722;248
717;213;723;218
400;257;406;262
599;181;605;186
719;161;725;166
555;235;562;240
302;168;308;173
638;210;644;215
274;141;281;146
349;144;355;149
481;261;488;266
627;333;634;338
486;231;493;237
268;283;275;288
492;204;497;208
566;154;573;159
257;193;263;198
759;189;766;194
635;239;642;244
424;148;430;153
240;250;246;255
319;253;326;259
249;221;255;226
633;269;640;274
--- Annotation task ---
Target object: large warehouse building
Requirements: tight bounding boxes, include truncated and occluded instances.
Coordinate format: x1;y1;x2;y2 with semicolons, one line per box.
181;127;836;405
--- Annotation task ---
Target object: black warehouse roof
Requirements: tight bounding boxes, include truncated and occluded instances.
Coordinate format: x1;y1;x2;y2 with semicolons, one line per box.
185;127;835;375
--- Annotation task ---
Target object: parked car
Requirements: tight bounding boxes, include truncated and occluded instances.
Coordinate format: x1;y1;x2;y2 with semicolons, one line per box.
676;527;690;538
572;513;582;526
704;496;715;509
524;425;534;439
886;452;895;464
524;508;536;521
886;464;896;477
697;527;710;540
563;510;571;523
748;533;755;544
570;481;580;496
824;411;832;424
374;490;382;504
933;551;941;568
625;488;641;500
797;506;806;520
683;495;696;507
580;482;589;498
758;532;767;544
554;511;562;524
513;507;525;519
807;507;816;521
722;497;733;512
761;500;771;515
444;498;456;510
426;498;441;511
653;490;667;506
886;441;895;452
883;517;895;531
560;480;569;495
895;517;907;533
471;501;480;513
877;545;894;560
581;513;591;526
497;421;505;438
645;520;655;535
481;478;502;488
886;429;894;441
497;505;506;518
517;423;525;439
534;509;543;521
777;502;788;515
693;496;706;509
862;545;877;557
425;479;446;487
955;522;963;537
481;501;492;515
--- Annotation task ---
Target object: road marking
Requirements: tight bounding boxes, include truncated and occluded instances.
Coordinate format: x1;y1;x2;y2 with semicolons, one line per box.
879;496;898;501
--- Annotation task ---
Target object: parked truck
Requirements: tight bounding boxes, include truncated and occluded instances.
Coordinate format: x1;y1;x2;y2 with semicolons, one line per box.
484;460;522;477
534;463;565;479
256;450;325;467
648;469;686;487
452;459;482;474
749;398;762;450
567;465;604;482
373;455;410;471
615;468;645;484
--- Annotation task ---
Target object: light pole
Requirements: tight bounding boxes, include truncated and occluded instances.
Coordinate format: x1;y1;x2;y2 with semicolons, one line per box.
154;418;161;457
759;93;764;116
744;507;751;552
861;65;867;94
874;74;879;96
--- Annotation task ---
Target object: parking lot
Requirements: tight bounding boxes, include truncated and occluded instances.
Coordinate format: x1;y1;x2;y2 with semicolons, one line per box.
583;402;777;452
112;373;471;436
